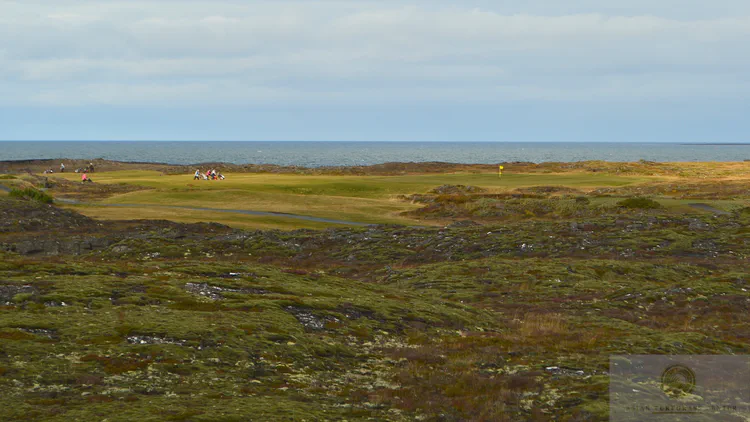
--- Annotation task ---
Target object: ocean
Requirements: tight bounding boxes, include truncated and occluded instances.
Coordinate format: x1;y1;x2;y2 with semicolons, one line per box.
0;141;747;167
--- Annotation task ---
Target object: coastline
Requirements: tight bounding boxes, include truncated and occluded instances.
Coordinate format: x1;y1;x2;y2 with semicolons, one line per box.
3;157;750;176
2;141;749;166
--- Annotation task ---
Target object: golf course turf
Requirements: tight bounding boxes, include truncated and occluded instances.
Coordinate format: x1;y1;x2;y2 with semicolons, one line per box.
36;166;736;229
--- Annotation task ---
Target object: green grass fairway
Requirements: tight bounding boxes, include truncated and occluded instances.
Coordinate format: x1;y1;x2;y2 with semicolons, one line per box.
65;203;345;230
48;170;664;228
53;171;657;195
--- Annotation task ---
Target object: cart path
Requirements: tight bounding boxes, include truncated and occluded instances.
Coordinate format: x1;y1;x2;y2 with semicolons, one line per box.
687;203;731;215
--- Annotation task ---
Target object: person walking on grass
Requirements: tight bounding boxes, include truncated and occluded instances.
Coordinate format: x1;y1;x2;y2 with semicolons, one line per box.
60;163;65;173
194;169;201;180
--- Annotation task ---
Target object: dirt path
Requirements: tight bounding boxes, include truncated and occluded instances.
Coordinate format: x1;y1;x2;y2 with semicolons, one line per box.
688;203;731;215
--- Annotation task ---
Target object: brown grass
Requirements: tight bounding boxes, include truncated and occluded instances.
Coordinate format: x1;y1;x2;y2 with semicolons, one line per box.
516;312;567;337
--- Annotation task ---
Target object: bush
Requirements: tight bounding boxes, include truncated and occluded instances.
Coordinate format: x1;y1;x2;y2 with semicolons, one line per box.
430;184;486;195
435;194;472;204
468;198;503;217
9;187;54;204
617;197;662;209
554;199;588;217
514;198;554;217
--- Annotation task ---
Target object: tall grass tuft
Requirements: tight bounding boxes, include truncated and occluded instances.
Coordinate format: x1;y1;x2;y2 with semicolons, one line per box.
518;313;566;337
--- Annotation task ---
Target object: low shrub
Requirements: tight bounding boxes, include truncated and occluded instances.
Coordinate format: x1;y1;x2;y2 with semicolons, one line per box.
9;187;54;204
430;184;486;195
435;194;472;204
454;197;617;219
617;197;662;209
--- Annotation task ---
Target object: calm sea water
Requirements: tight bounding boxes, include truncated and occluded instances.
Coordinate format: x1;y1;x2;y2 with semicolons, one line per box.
0;142;747;167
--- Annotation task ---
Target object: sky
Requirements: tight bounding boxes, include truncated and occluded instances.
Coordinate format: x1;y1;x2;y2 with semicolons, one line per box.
1;0;749;142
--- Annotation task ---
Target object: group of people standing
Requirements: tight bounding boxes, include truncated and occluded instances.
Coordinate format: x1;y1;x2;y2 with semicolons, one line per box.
74;163;95;173
194;169;225;181
48;162;94;174
42;162;95;183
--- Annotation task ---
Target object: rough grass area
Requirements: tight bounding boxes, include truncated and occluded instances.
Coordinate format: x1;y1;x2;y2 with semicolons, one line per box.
0;161;749;420
0;255;492;421
1;251;747;420
1;191;749;420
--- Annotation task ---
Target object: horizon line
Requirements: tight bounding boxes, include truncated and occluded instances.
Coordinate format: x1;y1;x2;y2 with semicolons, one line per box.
1;140;747;144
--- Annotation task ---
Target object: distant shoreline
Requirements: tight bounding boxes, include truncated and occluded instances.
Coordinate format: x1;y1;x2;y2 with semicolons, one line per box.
681;143;750;146
1;141;748;166
1;140;749;144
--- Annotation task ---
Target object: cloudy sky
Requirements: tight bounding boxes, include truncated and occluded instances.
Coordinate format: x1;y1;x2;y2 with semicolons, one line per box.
1;0;749;141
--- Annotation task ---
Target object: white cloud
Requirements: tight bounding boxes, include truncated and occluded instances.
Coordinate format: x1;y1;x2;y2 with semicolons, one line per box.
1;1;749;107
